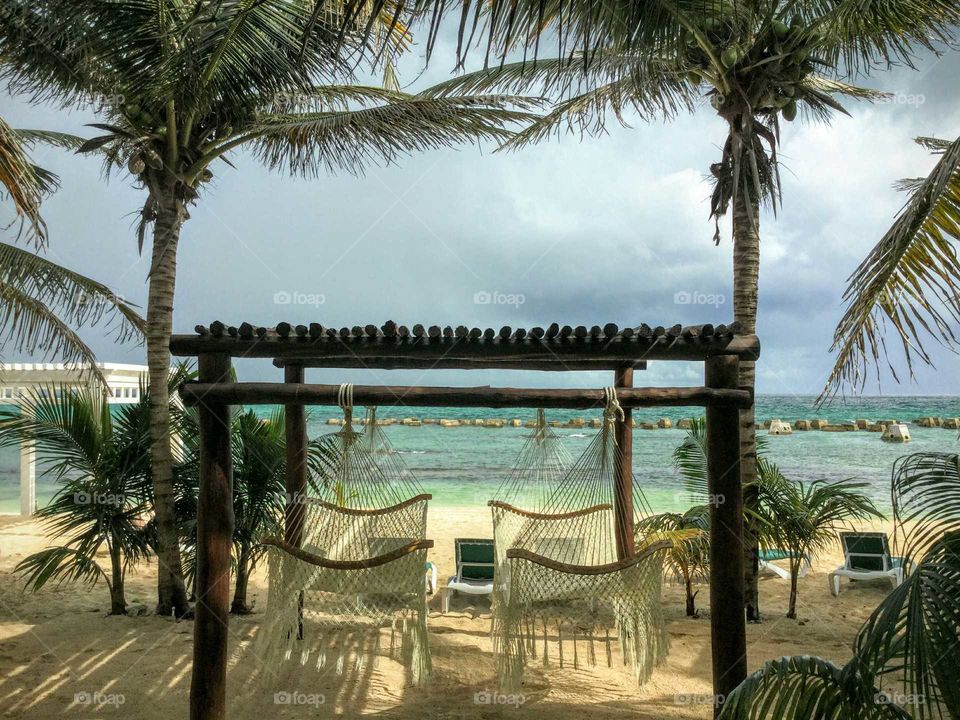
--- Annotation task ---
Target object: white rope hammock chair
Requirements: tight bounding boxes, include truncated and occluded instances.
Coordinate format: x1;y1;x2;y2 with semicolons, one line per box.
490;390;670;690
252;386;433;689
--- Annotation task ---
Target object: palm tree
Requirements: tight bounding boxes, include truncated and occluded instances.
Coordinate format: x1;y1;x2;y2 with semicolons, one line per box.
0;0;538;616
0;385;154;614
753;459;882;618
638;505;710;616
0;120;143;378
229;409;287;615
824;134;960;398
415;0;957;622
719;451;960;719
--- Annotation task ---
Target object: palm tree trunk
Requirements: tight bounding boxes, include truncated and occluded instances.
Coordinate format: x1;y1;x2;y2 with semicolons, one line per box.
787;563;799;619
108;533;126;615
148;179;191;617
684;575;697;617
732;183;761;623
231;543;252;615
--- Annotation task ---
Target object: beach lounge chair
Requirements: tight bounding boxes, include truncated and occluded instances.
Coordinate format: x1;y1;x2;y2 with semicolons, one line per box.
759;548;811;580
442;538;495;613
828;532;907;596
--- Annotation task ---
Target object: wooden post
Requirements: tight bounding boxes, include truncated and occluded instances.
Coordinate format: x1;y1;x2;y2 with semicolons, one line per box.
705;355;747;715
19;439;35;516
613;365;636;559
283;363;308;640
190;353;234;720
284;363;308;546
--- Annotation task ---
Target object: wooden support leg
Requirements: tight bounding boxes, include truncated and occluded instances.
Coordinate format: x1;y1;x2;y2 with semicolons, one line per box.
284;363;307;639
613;365;636;560
190;353;234;720
705;355;747;716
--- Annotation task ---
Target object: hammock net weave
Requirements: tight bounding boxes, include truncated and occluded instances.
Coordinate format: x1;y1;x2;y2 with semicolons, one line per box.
490;394;669;690
252;402;432;689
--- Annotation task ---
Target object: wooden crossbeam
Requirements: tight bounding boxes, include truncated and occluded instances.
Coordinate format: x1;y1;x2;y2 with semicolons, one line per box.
179;382;753;409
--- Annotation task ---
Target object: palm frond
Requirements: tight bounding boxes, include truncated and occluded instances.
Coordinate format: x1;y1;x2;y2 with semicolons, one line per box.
822;134;960;399
812;0;960;78
890;451;960;562
718;654;908;719
0;384;106;478
853;532;960;720
240;92;542;176
16;545;109;590
0;242;144;380
673;417;710;501
0;116;46;243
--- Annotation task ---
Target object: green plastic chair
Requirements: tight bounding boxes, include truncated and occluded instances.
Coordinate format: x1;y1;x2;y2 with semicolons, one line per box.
443;538;495;612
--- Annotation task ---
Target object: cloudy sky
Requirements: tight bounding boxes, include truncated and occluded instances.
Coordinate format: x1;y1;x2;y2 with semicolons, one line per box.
2;28;959;401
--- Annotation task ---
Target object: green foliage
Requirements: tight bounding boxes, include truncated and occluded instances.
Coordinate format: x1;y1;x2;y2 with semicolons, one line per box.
824;135;960;398
753;461;884;617
720;453;960;719
0;0;540;249
0;384;155;614
0;242;144;382
637;504;710;616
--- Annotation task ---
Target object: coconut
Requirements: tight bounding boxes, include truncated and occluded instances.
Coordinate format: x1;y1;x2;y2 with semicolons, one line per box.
772;19;790;39
721;45;742;68
782;99;798;121
127;154;146;175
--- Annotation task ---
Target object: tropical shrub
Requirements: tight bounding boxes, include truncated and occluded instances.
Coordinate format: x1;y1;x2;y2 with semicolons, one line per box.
0;385;153;614
638;504;710;617
753;460;883;618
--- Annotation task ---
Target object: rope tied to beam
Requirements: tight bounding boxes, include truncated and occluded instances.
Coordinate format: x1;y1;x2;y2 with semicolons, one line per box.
338;383;354;429
603;386;624;424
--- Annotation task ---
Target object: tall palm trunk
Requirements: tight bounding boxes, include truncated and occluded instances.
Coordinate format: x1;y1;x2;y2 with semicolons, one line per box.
731;172;761;623
147;176;191;617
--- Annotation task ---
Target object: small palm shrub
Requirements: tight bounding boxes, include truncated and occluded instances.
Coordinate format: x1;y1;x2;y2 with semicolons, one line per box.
753;459;883;619
0;386;153;614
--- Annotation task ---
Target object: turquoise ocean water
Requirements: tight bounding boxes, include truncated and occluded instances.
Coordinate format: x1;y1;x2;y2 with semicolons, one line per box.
2;395;958;515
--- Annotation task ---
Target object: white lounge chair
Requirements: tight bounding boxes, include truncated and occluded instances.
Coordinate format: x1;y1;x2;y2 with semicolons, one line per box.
758;548;811;580
828;532;908;596
442;538;494;613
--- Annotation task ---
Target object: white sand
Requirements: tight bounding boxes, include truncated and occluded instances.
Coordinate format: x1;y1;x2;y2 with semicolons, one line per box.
0;510;901;718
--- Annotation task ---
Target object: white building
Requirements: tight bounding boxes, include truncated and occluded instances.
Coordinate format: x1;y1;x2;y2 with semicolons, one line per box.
0;362;148;515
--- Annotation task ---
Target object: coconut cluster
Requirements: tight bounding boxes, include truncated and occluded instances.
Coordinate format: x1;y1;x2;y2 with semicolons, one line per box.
686;14;821;121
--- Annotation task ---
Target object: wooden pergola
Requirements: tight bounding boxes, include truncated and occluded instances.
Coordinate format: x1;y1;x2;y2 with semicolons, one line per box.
170;319;759;720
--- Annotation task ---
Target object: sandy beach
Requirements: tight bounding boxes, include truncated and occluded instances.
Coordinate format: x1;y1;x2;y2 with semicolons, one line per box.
0;508;905;719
